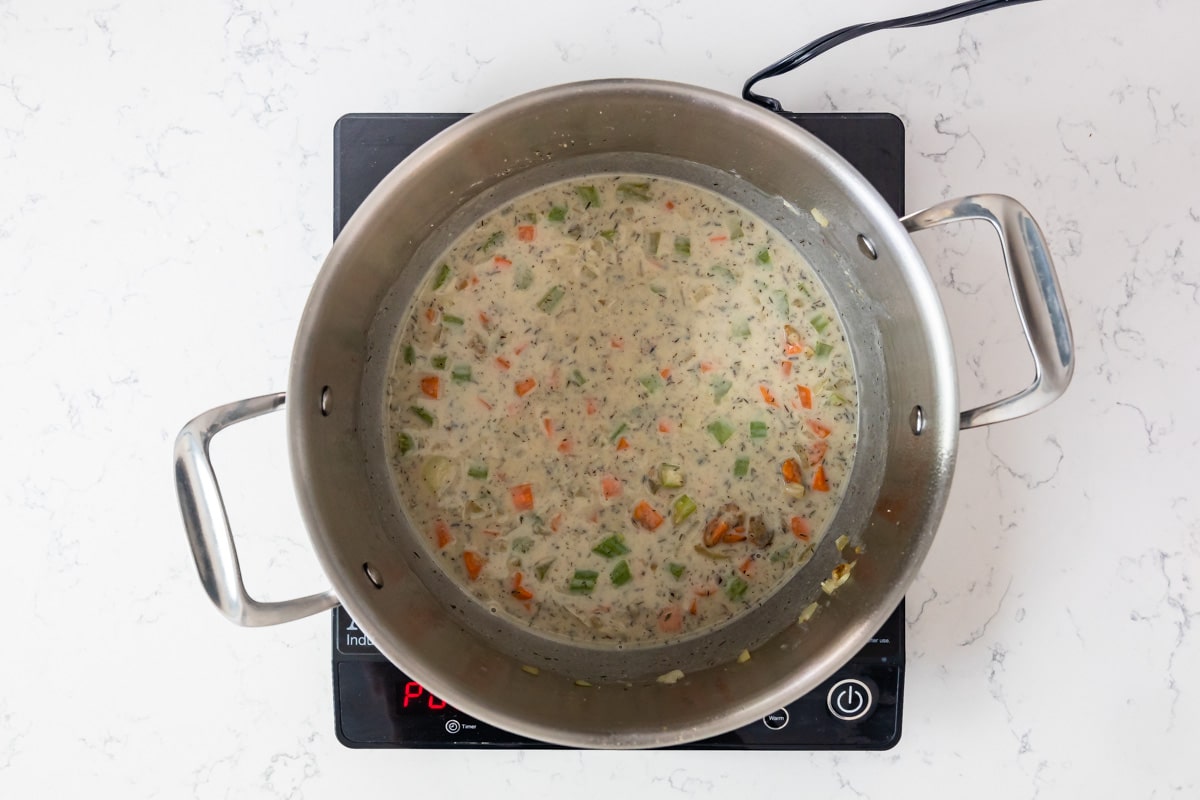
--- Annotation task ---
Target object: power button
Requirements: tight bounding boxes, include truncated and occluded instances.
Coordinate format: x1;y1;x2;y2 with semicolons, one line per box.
827;678;876;722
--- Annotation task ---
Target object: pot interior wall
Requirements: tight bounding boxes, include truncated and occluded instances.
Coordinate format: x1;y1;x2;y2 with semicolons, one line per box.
288;80;957;747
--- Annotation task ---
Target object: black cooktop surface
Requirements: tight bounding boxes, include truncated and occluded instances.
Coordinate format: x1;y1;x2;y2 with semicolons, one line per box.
331;110;906;750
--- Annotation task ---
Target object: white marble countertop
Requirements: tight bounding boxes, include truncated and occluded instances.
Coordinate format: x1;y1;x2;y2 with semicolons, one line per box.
2;0;1197;796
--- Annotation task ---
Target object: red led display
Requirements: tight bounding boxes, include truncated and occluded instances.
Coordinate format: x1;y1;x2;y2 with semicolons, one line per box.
401;680;448;711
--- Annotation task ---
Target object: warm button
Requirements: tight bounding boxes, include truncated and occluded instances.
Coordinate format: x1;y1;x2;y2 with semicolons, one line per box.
762;709;790;730
827;678;876;722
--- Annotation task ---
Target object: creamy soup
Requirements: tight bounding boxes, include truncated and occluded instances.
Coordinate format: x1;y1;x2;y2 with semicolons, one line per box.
385;174;857;647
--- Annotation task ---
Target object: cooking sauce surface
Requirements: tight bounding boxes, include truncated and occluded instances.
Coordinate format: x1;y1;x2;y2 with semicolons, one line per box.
386;175;857;646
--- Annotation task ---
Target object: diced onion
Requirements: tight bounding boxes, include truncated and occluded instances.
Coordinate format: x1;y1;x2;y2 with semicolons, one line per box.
737;649;751;664
656;669;685;685
797;601;819;625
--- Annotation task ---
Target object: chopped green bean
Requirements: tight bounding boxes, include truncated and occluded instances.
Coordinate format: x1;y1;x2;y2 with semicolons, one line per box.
537;285;565;313
599;229;616;242
638;374;663;394
609;422;628;443
829;391;848;406
403;344;414;365
430;355;447;370
547;205;567;222
733;457;750;478
712;378;732;402
668;562;686;580
672;494;697;525
467;463;488;479
409;406;435;427
576;185;601;207
726;575;749;601
658;463;684;489
451;364;472;383
674;236;691;257
514;266;533;290
756;248;771;265
749;420;767;439
610;560;632;586
727;216;744;240
813;342;833;358
771;290;790;319
644;231;661;255
534;559;555;581
432;263;452;289
810;313;830;333
397;431;414;455
618;182;652;202
442;313;464;326
731;319;751;341
592;534;630;559
569;569;599;594
711;265;735;283
511;536;534;553
707;419;734;445
650;284;667;296
481;231;504;252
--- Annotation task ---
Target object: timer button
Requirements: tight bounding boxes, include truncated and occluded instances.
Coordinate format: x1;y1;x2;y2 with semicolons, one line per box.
444;719;462;734
762;709;790;730
827;678;876;722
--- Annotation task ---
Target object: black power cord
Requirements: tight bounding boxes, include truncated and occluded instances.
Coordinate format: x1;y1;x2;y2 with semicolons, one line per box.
742;0;1045;112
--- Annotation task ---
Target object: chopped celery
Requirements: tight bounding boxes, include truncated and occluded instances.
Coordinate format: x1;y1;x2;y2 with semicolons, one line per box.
829;391;848;406
749;420;767;439
537;285;565;313
569;570;599;594
668;562;686;579
771;290;790;319
707;419;734;445
810;313;830;333
610;560;632;586
481;230;504;252
514;266;533;290
576;185;600;207
726;575;749;601
658;463;684;489
430;355;447;370
599;229;616;242
814;342;833;358
442;313;464;326
770;545;796;564
511;536;534;553
467;463;488;479
618;182;652;202
712;378;732;402
409;406;435;427
650;284;667;296
547;205;567;222
451;364;472;383
727;216;744;240
672;494;697;525
432;263;452;289
711;265;735;283
567;369;587;387
756;248;771;265
521;212;538;224
592;534;630;558
403;344;414;365
638;374;663;394
674;236;691;257
644;231;661;255
733;457;750;478
534;559;555;581
731;319;751;341
609;422;628;443
397;432;414;455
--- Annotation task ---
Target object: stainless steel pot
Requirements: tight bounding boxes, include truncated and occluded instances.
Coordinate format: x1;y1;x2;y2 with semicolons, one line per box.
174;79;1073;748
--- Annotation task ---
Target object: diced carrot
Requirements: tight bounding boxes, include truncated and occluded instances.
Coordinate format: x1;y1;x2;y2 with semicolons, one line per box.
797;385;813;409
463;550;485;581
632;500;664;531
515;377;537;397
699;361;716;373
808;440;828;466
517;224;536;242
665;201;675;210
493;256;512;268
785;343;804;356
549;513;563;533
510;483;534;511
477;397;493;411
694;584;717;597
420;375;440;399
738;557;755;576
479;311;491;328
812;465;830;492
514;342;529;355
657;419;674;434
611;337;624;349
689;598;698;615
616;436;630;451
807;419;831;438
543;417;554;437
511;573;534;602
722;531;747;544
759;385;778;407
601;475;622;500
481;528;500;538
557;438;573;454
790;516;811;541
781;360;792;377
657;604;683;632
495;356;511;370
781;458;804;484
589;510;600;524
424;306;438;323
709;235;728;243
585;398;598;415
433;520;453;549
703;518;729;547
660;367;671;380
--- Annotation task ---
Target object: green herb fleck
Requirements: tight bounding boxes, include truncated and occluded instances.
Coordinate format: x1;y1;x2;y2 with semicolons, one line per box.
609;422;628;443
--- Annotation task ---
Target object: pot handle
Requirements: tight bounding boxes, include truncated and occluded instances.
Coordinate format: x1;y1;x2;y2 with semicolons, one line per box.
174;392;339;626
900;194;1074;430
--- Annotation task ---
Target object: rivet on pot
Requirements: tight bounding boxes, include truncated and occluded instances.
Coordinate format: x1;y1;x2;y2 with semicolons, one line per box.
320;386;331;416
856;233;878;260
363;562;383;589
910;405;926;435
